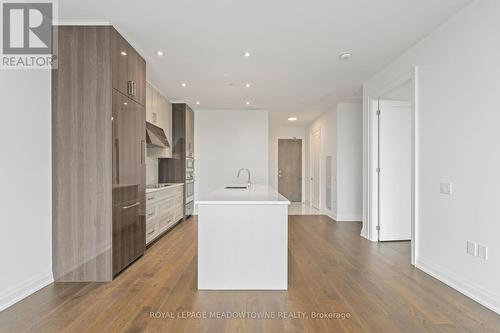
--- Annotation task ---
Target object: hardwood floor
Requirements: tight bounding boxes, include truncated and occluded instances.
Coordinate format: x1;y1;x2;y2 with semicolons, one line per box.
1;215;499;332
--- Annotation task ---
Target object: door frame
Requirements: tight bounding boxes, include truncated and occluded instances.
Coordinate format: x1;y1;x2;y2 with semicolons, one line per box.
309;127;322;210
276;136;305;203
364;67;419;266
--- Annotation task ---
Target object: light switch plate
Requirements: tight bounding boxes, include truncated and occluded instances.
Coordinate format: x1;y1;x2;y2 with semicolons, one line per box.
477;244;488;260
440;182;453;195
466;240;477;256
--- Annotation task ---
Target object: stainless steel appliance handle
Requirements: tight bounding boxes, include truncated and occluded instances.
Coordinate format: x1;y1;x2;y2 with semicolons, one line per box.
122;202;140;209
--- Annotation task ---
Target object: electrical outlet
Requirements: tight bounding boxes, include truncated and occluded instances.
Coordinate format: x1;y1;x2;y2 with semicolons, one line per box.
440;182;453;195
477;244;488;260
466;240;477;256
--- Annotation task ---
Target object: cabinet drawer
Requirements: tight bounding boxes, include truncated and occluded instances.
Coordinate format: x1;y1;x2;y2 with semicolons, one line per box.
147;187;182;203
174;207;184;222
146;192;157;203
146;221;157;243
174;195;183;208
156;188;180;201
157;198;175;218
145;207;156;221
158;214;175;233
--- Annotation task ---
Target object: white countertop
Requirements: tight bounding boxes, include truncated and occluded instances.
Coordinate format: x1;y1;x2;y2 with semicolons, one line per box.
196;185;290;205
146;183;184;193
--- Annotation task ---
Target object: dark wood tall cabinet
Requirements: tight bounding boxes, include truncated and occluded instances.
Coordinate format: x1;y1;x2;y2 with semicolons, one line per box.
52;26;146;281
159;103;195;217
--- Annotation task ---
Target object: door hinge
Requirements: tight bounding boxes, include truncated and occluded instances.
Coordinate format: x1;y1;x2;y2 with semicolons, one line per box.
376;225;380;231
376;110;381;116
376;167;381;173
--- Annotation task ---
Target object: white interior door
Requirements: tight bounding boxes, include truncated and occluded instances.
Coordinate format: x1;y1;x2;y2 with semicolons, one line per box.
378;100;411;241
310;130;320;209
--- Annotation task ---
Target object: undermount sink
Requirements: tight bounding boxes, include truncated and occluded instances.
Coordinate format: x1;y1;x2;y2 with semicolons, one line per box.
224;186;248;190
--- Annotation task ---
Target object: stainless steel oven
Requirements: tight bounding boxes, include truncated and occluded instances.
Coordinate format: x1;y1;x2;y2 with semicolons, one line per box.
185;158;194;217
185;180;194;201
185;200;194;216
186;158;194;170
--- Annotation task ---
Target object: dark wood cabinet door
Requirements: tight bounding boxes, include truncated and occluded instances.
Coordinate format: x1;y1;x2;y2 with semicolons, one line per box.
112;29;146;106
185;106;194;158
112;90;145;276
112;198;144;276
129;49;146;106
112;31;130;98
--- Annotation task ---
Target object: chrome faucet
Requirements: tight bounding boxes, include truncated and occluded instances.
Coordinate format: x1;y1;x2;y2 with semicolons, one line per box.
237;168;251;188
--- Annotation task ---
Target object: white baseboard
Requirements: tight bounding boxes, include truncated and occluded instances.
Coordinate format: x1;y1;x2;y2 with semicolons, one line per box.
322;209;337;221
416;257;500;315
321;210;362;223
0;271;53;312
360;227;368;239
335;213;362;222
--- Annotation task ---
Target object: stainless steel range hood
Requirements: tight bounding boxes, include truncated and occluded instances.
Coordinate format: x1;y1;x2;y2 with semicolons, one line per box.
146;122;170;149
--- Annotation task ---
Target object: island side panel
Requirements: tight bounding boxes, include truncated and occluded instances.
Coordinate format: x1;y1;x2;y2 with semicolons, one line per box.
198;204;288;290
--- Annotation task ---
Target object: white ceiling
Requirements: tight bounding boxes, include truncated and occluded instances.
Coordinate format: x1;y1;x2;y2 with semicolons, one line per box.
58;0;471;125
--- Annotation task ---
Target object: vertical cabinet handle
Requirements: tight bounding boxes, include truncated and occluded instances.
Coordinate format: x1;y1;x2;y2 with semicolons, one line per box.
115;138;120;183
127;81;136;96
141;140;145;164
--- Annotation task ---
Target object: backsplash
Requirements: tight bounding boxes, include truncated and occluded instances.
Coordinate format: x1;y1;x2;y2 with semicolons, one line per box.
146;155;159;185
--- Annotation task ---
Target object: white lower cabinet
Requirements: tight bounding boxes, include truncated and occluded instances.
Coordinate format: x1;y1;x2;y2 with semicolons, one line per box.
146;185;184;245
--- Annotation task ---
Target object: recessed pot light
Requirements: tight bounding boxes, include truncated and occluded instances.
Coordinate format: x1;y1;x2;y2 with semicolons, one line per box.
339;51;352;60
120;51;127;56
245;83;251;88
244;52;251;57
156;51;164;56
246;101;250;105
196;101;200;105
123;102;128;106
181;82;187;87
288;116;298;121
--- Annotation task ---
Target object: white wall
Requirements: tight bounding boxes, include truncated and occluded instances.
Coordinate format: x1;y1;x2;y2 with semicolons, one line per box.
194;110;269;203
268;125;306;201
336;103;363;221
0;70;53;311
363;0;500;313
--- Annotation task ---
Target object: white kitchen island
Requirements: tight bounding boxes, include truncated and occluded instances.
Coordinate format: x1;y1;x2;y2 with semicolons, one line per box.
196;185;290;290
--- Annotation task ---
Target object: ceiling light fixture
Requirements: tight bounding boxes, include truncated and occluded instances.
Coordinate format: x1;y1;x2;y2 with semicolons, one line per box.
246;101;250;105
339;51;352;61
181;82;187;87
196;101;200;105
120;51;127;56
156;51;164;56
244;52;251;57
245;83;251;88
288;117;298;122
